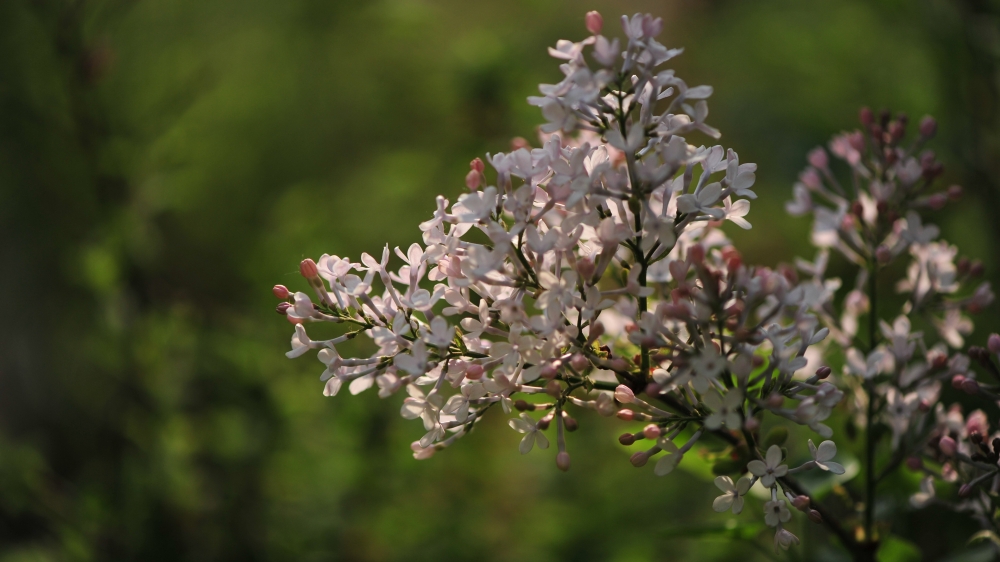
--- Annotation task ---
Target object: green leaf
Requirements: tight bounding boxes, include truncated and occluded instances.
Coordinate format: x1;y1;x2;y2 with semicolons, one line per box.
878;535;921;562
967;530;1000;548
762;427;788;448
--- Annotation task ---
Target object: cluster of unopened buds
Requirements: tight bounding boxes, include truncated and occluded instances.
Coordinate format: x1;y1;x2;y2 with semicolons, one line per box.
272;11;995;557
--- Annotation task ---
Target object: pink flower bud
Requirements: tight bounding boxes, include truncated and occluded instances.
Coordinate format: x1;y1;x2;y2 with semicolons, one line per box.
545;380;562;397
743;417;760;432
859;106;874;126
687;244;705;264
791;495;810;510
556;451;571;472
905;456;923;471
619;433;636;446
876;245;891;265
951;374;967;389
919;115;937;138
629;451;648;467
766;393;784;409
614;384;635;404
927;193;947;210
947;185;963;201
988;334;1000;355
588;321;605;342
411;441;436;460
276;302;290;315
540;364;559;379
465;364;484;380
576;256;595;280
815;366;832;379
465;169;481;190
643;424;661;440
570;353;589;372
644;383;662;396
510;137;529;151
470;157;484;173
273;284;290;299
617;409;634;421
585;11;603;34
962;379;980;395
939;436;957;456
299;258;319;280
807;147;828;169
808;510;823;524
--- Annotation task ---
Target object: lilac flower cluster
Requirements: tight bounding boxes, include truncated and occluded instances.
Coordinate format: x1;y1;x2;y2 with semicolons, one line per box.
271;12;996;556
786;107;995;554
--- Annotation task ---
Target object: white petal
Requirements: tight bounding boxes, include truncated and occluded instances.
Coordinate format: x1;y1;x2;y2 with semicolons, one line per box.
713;494;735;512
519;433;534;454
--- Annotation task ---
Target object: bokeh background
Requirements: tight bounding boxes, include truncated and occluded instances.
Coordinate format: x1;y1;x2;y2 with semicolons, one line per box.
3;0;1000;560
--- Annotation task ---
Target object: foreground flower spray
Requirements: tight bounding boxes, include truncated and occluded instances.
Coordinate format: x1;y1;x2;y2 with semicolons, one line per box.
273;12;995;558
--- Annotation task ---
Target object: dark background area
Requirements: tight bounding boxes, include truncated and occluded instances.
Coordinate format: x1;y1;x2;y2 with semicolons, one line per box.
2;0;1000;560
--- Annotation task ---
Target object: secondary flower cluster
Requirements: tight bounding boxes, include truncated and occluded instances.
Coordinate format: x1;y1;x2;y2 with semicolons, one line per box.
785;107;996;548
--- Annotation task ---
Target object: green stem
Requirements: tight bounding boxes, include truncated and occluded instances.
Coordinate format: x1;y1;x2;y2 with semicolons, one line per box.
864;259;879;545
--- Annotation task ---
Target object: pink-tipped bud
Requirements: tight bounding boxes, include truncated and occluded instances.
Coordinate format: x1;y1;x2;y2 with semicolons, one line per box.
939;436;957;456
988;333;1000;354
588;321;605;342
576;256;595;281
791;495;810;511
808;147;828;169
617;409;635;421
570;353;589;372
951;374;967;389
510;137;529;151
766;393;784;409
465;169;481;190
614;384;635;404
585;10;603;34
743;417;760;432
465;364;484;380
962;379;980;395
630;451;649;467
919;115;937;138
273;284;290;299
470;157;484;173
688;244;705;265
860;107;874;126
556;451;571;471
816;366;832;379
540;364;559;379
276;302;290;315
876;245;891;265
927;193;948;210
545;380;562;398
299;258;319;280
619;432;636;446
643;424;661;440
947;185;963;201
808;510;823;524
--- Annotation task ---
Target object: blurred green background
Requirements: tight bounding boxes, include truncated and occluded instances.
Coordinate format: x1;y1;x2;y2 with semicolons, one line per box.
2;0;1000;560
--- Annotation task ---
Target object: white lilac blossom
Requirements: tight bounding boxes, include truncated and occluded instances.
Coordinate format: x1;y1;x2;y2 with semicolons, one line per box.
275;12;862;553
784;106;996;556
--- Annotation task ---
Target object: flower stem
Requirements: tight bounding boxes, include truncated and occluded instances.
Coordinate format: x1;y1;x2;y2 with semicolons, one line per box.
864;258;879;546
